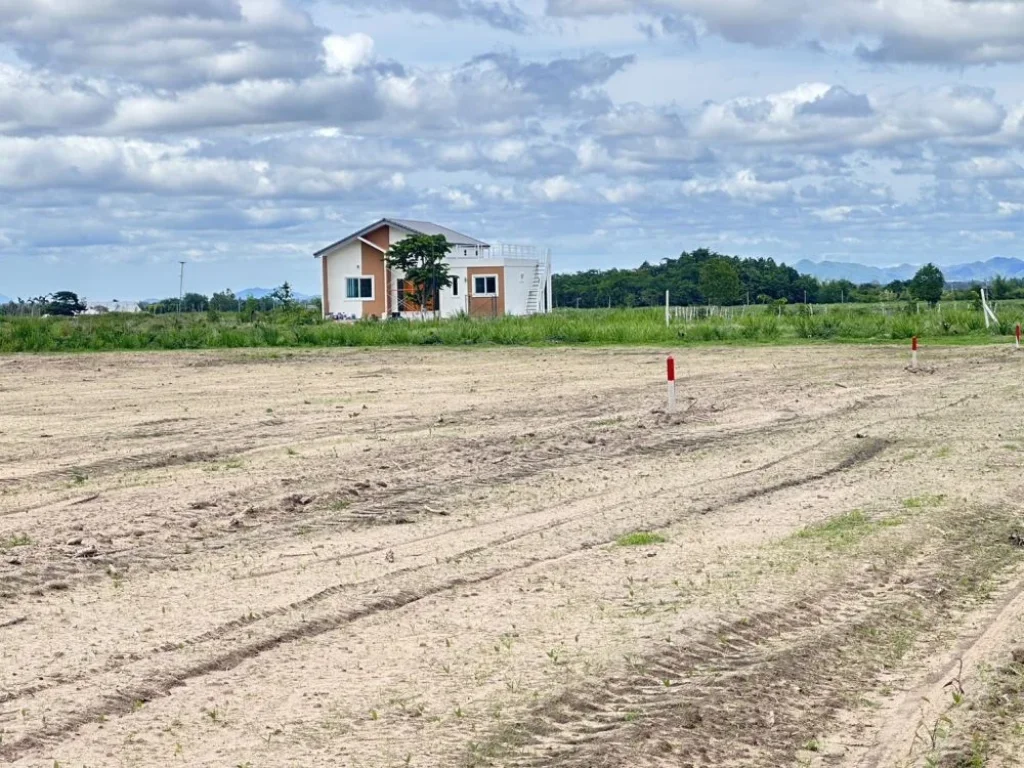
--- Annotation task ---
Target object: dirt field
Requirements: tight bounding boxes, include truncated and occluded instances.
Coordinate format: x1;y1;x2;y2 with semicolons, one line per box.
2;345;1024;768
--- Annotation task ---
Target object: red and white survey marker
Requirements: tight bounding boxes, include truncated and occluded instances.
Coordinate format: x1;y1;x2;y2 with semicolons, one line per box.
667;355;676;412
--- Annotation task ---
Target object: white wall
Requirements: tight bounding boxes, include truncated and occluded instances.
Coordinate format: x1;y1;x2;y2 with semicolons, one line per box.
503;263;535;316
439;266;468;317
324;241;366;318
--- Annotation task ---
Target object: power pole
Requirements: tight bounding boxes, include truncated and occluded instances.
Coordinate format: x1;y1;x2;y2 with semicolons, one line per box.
178;261;186;314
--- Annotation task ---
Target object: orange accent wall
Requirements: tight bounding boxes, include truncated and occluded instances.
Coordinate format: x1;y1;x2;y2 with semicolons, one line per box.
360;242;387;318
321;255;330;316
364;225;390;251
467;266;505;318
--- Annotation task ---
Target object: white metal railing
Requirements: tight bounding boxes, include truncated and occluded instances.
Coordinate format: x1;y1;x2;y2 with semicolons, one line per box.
494;243;544;259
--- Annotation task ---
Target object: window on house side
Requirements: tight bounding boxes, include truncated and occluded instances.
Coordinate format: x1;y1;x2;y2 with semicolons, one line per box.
474;276;497;295
452;277;459;296
345;277;374;299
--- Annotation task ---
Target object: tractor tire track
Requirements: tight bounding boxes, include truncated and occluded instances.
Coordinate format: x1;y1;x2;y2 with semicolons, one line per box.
0;435;890;761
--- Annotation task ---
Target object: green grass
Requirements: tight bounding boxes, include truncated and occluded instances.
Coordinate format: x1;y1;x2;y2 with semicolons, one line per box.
793;510;902;550
3;301;1024;353
0;533;31;550
616;531;667;547
902;494;946;509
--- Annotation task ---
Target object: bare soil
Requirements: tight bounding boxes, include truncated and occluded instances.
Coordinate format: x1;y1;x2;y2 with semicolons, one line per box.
2;345;1024;767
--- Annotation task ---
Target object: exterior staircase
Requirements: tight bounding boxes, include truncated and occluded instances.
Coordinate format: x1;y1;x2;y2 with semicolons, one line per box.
525;263;544;314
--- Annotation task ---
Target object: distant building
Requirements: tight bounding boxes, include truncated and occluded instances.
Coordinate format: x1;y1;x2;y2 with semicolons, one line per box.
313;218;552;320
83;300;142;315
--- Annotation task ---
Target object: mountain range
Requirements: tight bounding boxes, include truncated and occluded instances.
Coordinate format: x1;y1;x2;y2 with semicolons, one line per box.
0;294;10;305
792;257;1024;284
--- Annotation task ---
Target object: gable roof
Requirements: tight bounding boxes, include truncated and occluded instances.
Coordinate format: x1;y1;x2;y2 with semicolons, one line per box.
313;217;489;257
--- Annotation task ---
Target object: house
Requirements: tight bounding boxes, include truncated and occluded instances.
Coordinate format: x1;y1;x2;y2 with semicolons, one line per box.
83;300;142;314
313;218;552;320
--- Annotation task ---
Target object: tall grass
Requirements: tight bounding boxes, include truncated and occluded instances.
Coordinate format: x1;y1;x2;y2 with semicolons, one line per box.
2;303;1022;353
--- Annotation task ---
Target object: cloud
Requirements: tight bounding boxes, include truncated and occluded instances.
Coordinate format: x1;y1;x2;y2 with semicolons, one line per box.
530;175;584;202
797;86;873;118
691;83;1007;152
323;0;529;32
1;0;322;87
681;169;790;203
322;32;375;73
94;49;632;134
545;0;1024;65
0;64;116;133
0;135;400;198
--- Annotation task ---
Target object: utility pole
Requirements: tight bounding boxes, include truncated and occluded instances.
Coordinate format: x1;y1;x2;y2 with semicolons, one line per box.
178;261;186;314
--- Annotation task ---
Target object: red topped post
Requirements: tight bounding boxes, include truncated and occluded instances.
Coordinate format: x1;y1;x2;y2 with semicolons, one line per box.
667;355;677;412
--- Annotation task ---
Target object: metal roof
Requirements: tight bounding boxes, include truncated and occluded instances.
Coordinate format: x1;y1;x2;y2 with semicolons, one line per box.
388;219;489;248
313;217;489;257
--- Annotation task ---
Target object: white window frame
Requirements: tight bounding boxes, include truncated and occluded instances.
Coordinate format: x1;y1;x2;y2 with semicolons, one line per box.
345;275;375;301
473;274;499;297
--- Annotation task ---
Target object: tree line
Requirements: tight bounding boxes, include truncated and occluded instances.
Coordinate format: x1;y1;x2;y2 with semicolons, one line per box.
0;284;320;317
551;249;955;307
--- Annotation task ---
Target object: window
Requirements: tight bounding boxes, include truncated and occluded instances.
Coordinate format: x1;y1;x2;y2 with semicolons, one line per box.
474;275;498;296
451;276;459;297
345;277;374;300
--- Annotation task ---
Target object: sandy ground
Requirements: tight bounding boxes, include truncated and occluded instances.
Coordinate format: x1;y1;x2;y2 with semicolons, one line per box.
2;345;1024;768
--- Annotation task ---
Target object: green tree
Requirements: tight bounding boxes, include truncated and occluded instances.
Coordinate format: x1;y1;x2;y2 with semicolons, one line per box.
909;263;945;306
46;291;86;316
209;290;239;312
990;274;1011;300
181;292;209;312
386;234;453;315
698;258;742;305
271;282;295;307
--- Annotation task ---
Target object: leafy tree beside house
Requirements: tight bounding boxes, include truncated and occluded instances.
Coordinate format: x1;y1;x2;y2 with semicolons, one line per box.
909;263;945;306
46;291;86;316
386;234;453;315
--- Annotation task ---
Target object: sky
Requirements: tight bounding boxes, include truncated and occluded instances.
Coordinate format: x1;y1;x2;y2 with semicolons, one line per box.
2;1;1024;299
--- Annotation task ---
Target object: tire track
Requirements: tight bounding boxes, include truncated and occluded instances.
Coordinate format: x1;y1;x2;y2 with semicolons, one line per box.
0;436;890;761
483;509;1023;768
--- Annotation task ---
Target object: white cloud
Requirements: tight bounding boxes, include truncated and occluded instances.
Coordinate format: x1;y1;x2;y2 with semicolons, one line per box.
600;181;645;203
681;170;789;203
322;33;375;73
530;175;583;202
545;0;1024;65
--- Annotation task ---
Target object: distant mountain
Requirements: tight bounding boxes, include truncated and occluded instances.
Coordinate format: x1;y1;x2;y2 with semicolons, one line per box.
236;287;316;301
792;260;916;284
794;257;1024;284
0;294;10;305
943;258;1024;282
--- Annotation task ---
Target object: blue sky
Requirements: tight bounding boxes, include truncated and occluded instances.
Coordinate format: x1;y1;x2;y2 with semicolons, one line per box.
2;0;1024;300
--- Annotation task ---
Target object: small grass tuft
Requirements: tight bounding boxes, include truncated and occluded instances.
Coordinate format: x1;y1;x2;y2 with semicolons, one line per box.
0;533;31;550
616;531;667;547
794;510;901;550
902;494;946;509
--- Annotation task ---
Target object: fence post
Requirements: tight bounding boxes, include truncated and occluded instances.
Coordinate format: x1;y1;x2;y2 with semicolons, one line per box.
665;290;670;327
